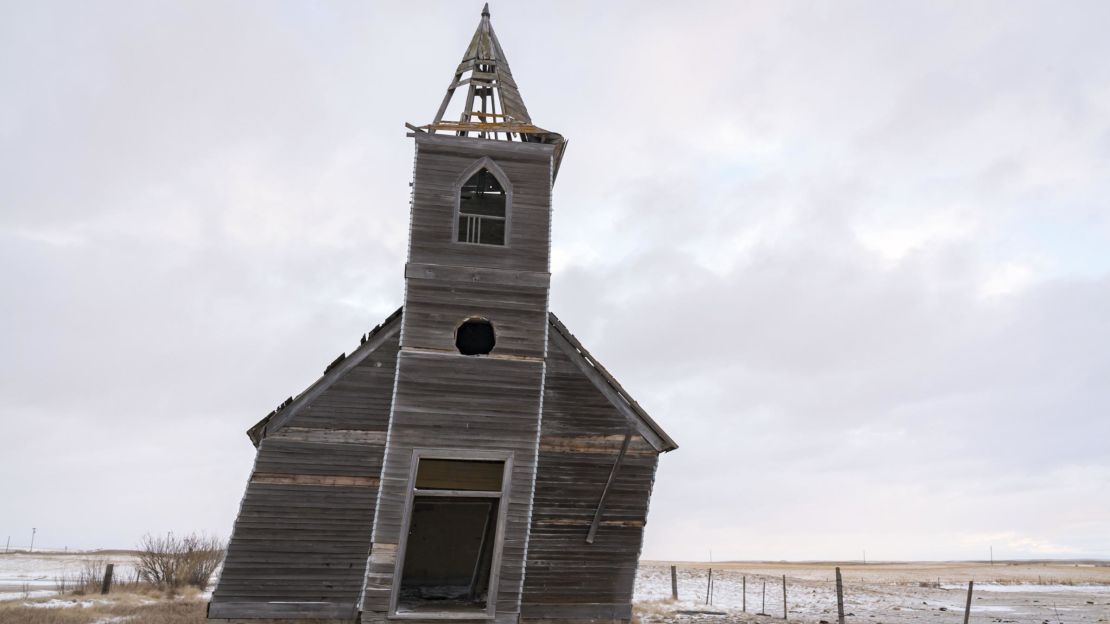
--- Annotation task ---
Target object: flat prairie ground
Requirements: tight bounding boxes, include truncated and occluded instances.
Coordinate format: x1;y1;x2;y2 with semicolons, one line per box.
2;553;1109;623
636;561;1110;624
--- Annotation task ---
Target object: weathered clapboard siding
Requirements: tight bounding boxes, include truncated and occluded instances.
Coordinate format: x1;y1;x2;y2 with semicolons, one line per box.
521;331;661;617
360;122;555;624
362;351;546;622
210;323;401;620
402;277;549;359
408;133;553;274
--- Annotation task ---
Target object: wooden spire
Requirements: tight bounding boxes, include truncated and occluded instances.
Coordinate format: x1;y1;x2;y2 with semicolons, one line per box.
417;5;567;179
427;5;541;140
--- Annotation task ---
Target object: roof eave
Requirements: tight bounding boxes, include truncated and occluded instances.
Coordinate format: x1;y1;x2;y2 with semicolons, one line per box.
548;313;679;453
245;307;403;447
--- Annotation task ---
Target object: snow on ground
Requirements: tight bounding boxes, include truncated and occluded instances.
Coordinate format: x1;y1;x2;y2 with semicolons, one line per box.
0;589;55;601
23;597;108;609
0;552;139;600
634;563;1110;624
4;552;1110;623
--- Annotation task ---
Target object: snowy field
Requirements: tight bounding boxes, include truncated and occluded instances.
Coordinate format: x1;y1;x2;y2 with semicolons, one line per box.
0;551;139;601
2;553;1109;623
635;562;1110;624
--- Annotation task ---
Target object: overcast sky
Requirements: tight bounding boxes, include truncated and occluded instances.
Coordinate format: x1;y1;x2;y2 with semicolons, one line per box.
2;1;1108;561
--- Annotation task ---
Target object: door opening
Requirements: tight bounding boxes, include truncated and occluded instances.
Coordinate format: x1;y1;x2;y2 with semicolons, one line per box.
398;497;499;611
394;455;509;617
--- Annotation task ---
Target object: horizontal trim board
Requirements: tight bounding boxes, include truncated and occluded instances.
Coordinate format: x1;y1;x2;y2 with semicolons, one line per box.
405;262;550;289
250;473;380;487
415;132;555;159
272;428;387;445
208;601;357;619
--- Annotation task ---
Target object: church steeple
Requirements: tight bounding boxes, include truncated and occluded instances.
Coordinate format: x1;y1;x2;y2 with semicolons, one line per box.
417;5;566;173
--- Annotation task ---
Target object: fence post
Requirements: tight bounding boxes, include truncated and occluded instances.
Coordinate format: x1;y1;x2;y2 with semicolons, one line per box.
743;575;747;612
835;567;845;624
762;579;767;615
671;565;678;600
100;563;114;595
705;568;713;605
783;574;788;620
963;580;974;624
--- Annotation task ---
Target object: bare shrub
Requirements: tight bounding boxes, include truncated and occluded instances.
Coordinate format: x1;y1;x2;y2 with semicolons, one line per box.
136;532;225;590
74;558;108;594
52;558;108;595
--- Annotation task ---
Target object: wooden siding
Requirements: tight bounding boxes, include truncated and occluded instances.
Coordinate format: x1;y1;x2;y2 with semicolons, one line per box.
402;276;549;359
209;327;401;620
360;133;555;624
521;332;661;619
362;351;545;622
408;133;552;274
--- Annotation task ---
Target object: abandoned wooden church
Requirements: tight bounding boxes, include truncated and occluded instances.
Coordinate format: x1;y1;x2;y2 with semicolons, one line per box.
209;6;677;623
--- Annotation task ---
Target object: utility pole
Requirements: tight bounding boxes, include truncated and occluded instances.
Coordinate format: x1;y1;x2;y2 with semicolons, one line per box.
990;546;993;565
4;536;9;553
29;528;36;553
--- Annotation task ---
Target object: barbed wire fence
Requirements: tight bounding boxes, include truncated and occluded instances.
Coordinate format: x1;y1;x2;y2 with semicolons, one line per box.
637;565;1110;624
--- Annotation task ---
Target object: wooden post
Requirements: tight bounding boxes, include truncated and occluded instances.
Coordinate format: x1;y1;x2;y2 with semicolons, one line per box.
705;568;713;605
743;575;747;612
762;579;767;615
586;432;632;544
671;565;678;600
835;567;845;624
963;580;974;624
100;563;114;595
782;574;788;620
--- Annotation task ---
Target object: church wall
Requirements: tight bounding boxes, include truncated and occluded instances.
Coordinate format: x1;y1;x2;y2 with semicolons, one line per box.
520;333;661;622
361;352;545;624
402;276;549;359
209;325;401;621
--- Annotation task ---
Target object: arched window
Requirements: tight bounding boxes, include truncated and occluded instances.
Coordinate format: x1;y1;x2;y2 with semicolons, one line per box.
457;168;507;246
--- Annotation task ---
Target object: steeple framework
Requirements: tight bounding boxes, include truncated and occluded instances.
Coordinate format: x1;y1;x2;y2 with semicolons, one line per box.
419;4;566;172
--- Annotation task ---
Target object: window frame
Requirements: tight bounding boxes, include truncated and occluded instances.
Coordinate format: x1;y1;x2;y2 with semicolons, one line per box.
389;448;514;620
452;157;513;248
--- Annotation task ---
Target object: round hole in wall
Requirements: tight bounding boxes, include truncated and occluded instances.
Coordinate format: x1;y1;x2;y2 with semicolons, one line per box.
455;318;496;355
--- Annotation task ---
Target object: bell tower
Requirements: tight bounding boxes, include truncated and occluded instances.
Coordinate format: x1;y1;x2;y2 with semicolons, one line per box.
362;6;566;623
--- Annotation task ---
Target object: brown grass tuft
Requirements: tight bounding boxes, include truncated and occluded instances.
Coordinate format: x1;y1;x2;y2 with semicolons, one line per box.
0;590;206;623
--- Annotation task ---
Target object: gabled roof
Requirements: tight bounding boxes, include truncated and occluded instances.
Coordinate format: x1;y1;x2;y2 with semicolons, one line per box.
246;307;402;446
246;307;677;453
548;313;679;453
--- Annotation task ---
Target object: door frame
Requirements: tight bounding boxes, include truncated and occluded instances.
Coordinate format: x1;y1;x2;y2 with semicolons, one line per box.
388;448;514;620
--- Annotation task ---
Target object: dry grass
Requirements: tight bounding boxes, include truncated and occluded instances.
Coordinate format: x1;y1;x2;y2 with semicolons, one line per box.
0;589;207;624
634;598;677;619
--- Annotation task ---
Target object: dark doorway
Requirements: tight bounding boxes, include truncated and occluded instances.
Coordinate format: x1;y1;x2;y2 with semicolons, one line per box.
397;497;500;613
